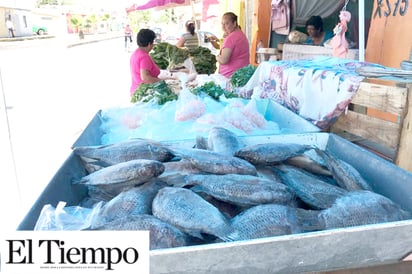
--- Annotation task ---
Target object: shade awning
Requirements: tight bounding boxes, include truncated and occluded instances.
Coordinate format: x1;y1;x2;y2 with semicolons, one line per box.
126;0;191;12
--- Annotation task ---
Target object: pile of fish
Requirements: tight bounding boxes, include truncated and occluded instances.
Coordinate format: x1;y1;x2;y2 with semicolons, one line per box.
49;126;410;250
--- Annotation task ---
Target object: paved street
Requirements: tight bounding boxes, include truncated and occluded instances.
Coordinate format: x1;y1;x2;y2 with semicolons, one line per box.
0;35;134;232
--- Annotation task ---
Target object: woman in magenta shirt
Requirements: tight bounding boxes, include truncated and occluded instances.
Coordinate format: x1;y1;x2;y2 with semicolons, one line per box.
215;12;250;78
129;29;162;96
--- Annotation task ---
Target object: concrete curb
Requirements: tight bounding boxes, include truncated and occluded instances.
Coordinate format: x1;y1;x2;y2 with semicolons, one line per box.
67;34;123;48
0;34;56;42
0;33;123;47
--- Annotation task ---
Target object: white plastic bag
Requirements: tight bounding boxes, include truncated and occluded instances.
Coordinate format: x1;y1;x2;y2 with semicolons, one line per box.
174;87;206;121
34;201;103;231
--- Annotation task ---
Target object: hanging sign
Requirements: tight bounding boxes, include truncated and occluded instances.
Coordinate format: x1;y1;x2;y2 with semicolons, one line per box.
366;0;412;67
373;0;409;18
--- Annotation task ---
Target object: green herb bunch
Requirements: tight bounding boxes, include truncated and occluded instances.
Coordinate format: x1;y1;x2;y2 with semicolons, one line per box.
190;81;238;101
151;42;217;75
131;81;177;105
230;65;257;88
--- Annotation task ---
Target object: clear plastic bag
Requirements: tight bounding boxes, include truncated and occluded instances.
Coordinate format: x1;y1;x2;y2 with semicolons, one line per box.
34;201;103;231
174;87;206;122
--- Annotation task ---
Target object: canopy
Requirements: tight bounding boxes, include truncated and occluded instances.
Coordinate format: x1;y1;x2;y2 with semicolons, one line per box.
126;0;219;22
126;0;191;12
292;0;345;26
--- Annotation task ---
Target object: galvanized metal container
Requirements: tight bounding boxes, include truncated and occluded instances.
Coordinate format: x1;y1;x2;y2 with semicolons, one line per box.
18;132;412;274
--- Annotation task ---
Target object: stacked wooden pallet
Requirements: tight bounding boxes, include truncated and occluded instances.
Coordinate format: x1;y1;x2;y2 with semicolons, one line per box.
330;79;412;173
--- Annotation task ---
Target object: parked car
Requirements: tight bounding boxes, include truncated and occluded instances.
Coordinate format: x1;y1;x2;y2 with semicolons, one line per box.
32;25;48;35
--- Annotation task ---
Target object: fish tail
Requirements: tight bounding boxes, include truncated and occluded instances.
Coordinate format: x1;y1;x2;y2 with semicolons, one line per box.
273;164;287;174
160;174;191;187
219;228;240;242
71;176;86;185
314;148;334;170
314;148;335;167
401;209;412;220
306;144;318;152
195;135;208;150
72;146;91;156
213;222;241;242
295;208;324;232
187;230;205;240
314;147;327;158
190;185;203;193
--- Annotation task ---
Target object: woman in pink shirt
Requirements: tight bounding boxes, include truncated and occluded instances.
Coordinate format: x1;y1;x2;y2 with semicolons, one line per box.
129;29;162;96
215;12;250;78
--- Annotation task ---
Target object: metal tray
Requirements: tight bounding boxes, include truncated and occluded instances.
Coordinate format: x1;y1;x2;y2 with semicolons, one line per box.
18;133;412;274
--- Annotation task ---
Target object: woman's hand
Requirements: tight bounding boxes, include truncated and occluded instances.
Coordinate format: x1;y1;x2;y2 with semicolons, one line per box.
208;35;221;49
158;70;179;80
208;35;218;42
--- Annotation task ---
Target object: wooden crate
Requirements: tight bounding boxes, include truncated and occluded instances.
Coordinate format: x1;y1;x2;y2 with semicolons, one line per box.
330;78;412;172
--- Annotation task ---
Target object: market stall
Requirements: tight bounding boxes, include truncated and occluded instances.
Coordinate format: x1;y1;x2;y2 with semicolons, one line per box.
17;50;412;272
15;1;412;273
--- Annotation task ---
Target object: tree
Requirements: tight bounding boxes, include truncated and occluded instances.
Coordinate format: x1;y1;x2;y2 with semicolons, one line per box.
127;9;179;32
163;9;178;24
85;14;97;33
36;0;59;6
127;10;151;31
35;0;74;7
69;15;83;33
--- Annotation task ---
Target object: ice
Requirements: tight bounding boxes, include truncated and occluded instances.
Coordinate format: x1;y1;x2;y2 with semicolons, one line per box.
100;96;282;145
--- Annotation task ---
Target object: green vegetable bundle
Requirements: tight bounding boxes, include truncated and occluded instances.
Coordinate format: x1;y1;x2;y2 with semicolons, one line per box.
190;81;238;101
150;42;189;70
230;65;257;88
151;42;217;75
131;81;177;105
189;47;217;75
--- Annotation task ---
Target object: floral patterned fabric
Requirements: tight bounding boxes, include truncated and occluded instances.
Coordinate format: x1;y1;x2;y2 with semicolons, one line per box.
239;57;381;130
